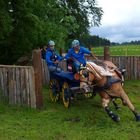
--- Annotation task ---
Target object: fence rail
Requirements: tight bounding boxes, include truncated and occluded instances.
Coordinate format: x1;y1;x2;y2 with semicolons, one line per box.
96;56;140;80
42;56;140;85
0;65;36;108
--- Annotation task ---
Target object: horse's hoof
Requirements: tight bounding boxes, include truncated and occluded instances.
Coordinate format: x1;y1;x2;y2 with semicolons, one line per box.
115;105;121;110
135;115;140;121
111;114;120;122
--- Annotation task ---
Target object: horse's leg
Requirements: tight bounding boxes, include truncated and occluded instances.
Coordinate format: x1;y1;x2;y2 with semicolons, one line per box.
112;98;121;110
120;90;140;121
100;93;120;122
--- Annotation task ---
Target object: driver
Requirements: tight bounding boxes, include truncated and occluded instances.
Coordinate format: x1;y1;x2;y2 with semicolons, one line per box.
65;39;94;72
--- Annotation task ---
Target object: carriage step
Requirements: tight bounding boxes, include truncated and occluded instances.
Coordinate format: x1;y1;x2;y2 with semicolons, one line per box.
70;87;84;94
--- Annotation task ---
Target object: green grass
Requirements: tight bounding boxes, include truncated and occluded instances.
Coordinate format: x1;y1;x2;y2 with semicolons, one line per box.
0;80;140;140
92;45;140;56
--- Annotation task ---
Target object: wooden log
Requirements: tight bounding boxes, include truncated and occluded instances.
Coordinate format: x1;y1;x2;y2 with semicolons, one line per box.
32;50;43;109
28;67;36;108
104;46;110;60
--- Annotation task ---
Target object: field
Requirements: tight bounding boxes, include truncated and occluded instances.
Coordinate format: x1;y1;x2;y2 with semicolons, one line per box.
92;45;140;56
0;80;140;140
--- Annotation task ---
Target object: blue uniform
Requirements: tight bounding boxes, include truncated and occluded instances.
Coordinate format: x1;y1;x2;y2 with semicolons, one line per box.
65;46;91;66
46;48;63;72
65;46;91;72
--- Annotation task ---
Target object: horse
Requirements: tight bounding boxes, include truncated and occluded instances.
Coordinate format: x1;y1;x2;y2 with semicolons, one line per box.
79;60;140;122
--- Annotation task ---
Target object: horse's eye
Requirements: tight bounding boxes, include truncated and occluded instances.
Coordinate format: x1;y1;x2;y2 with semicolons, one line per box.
82;71;89;78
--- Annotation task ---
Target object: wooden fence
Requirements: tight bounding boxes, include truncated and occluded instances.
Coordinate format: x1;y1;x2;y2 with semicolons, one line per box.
0;65;36;108
42;56;140;85
0;50;43;108
96;56;140;80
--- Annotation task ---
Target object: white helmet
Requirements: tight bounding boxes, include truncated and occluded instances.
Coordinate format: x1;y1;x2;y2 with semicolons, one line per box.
48;40;55;46
72;39;80;47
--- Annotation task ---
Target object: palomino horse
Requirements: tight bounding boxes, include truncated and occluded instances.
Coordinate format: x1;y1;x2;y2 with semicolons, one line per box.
79;60;140;122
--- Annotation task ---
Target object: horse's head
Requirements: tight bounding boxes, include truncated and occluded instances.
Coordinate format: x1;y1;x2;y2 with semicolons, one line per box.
79;61;119;93
79;62;103;93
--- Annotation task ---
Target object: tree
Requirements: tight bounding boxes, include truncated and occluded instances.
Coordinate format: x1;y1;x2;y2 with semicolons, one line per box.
0;0;13;64
0;0;103;64
59;0;103;39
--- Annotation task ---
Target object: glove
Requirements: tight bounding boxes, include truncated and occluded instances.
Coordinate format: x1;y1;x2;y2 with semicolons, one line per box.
54;60;59;64
68;57;73;62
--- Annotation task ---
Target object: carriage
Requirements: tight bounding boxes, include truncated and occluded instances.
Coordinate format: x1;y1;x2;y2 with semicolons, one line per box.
49;70;93;108
49;60;124;109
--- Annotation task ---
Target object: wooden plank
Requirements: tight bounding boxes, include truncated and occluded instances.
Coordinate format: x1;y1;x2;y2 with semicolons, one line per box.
0;68;4;95
44;61;50;84
21;68;26;104
28;67;36;108
130;56;134;80
20;68;23;104
126;56;129;80
15;67;21;104
13;67;17;104
0;68;4;101
137;57;140;79
25;67;30;106
8;68;15;104
134;56;137;79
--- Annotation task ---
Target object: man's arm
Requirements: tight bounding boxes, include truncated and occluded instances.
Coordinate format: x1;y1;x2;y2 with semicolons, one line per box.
46;52;53;65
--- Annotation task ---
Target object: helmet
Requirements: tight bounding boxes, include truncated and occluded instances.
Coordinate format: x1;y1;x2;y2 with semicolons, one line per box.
72;39;80;47
48;40;55;46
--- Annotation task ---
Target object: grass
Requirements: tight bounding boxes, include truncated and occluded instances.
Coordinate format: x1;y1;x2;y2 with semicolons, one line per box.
0;80;140;140
92;45;140;56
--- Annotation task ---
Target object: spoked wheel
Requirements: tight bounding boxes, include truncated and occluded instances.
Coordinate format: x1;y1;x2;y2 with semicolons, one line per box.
49;79;60;102
61;82;70;108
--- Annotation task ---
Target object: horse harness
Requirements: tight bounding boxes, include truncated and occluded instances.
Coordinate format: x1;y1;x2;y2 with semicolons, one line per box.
80;66;122;95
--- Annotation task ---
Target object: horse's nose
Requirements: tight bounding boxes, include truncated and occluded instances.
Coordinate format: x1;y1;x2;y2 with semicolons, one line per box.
82;85;90;93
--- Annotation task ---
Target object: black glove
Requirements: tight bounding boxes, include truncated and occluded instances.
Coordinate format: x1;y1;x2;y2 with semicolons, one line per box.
68;57;73;62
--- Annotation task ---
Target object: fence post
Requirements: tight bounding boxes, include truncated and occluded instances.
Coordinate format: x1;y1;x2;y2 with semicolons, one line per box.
104;46;110;60
32;49;43;109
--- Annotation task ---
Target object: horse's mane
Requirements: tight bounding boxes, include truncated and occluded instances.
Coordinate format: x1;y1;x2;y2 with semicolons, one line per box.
86;61;114;77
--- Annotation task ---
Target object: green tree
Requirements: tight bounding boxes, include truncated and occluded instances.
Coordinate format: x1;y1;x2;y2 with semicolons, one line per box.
0;0;103;64
0;0;13;64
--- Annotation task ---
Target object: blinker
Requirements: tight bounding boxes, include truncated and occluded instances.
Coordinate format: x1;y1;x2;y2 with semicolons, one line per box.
82;71;89;78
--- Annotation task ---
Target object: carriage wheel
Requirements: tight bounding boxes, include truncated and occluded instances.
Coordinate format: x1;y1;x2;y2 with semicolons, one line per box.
49;79;60;102
61;82;70;108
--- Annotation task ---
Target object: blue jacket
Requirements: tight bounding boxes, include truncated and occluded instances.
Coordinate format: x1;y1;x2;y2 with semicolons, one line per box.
46;48;62;67
65;46;91;66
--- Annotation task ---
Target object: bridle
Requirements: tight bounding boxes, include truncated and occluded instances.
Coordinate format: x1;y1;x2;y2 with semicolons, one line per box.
79;66;100;86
